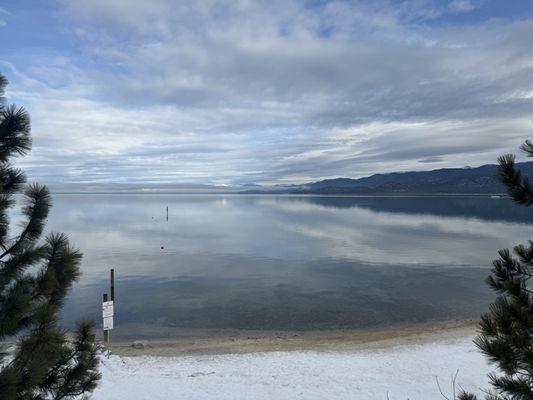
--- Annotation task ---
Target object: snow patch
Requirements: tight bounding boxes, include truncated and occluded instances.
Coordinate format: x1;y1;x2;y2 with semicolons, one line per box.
93;336;491;399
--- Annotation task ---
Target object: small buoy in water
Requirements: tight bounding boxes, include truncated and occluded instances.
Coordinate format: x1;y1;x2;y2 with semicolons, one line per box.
160;246;164;250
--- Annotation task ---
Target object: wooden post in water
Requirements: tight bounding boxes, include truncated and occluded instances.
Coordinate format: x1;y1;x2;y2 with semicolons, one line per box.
166;206;169;221
103;293;109;344
110;269;115;302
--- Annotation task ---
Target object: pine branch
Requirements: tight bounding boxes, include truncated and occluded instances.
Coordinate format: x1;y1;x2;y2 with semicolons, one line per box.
458;392;478;400
42;321;100;400
472;245;533;399
520;140;533;158
0;184;51;260
0;245;47;290
0;275;37;338
0;104;31;162
0;164;26;194
36;233;82;308
497;152;533;206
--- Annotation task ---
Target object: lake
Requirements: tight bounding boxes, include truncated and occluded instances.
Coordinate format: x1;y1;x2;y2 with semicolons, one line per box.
33;194;533;338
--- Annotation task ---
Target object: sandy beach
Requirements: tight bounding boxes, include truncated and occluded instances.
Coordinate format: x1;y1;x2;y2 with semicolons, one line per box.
106;319;479;357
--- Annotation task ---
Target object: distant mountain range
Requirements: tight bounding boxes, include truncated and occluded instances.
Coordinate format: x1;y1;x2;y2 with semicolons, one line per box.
242;162;533;195
47;162;533;195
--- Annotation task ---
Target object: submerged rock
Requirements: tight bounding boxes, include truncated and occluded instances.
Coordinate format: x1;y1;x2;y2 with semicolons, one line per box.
132;340;149;349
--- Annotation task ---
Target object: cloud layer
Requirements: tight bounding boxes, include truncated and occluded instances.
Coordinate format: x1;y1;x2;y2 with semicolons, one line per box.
1;0;533;185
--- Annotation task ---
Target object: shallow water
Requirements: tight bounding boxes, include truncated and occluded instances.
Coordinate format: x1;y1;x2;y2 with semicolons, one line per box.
30;194;533;337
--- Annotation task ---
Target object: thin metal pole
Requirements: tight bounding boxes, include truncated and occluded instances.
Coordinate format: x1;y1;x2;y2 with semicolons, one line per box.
103;293;109;344
166;206;169;221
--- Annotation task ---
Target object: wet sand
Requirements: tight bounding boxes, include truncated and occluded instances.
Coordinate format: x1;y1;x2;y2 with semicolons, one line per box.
106;319;478;357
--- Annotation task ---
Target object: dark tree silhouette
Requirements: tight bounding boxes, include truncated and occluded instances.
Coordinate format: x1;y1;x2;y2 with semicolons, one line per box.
459;141;533;400
498;140;533;206
0;73;100;399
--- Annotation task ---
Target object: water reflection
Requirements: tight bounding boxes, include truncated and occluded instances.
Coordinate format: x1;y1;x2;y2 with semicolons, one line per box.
32;194;533;337
284;195;533;223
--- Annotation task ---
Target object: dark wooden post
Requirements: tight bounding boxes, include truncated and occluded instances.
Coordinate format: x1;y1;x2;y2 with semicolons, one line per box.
103;293;109;344
110;269;115;302
166;206;169;221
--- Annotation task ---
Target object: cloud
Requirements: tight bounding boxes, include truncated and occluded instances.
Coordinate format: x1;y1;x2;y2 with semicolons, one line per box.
0;6;10;27
448;0;477;13
1;0;533;185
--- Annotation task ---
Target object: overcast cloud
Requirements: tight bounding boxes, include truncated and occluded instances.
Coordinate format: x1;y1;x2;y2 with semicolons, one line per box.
1;0;533;185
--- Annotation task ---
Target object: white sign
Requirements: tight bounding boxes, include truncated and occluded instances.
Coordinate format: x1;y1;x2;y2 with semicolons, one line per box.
102;301;114;318
103;315;113;330
102;300;114;331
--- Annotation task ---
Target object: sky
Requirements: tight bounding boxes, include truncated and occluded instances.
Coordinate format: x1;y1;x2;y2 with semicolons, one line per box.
1;0;533;186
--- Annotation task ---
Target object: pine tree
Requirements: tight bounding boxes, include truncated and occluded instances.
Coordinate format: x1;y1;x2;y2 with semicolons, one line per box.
0;74;100;399
459;141;533;400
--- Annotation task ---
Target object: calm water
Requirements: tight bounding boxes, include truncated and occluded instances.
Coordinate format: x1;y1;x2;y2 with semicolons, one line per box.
29;194;533;338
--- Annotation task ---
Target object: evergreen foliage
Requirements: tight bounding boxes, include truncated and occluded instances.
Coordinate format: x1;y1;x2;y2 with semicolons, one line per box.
497;141;533;206
0;73;100;399
459;142;533;400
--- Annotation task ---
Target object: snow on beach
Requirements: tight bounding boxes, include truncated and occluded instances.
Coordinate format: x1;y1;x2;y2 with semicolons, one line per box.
93;334;491;400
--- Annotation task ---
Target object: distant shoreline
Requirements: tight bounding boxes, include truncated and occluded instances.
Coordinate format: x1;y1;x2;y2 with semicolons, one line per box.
45;160;532;196
105;319;478;357
49;191;508;197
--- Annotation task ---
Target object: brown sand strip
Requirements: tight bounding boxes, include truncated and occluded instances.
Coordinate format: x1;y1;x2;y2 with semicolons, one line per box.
105;319;478;357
